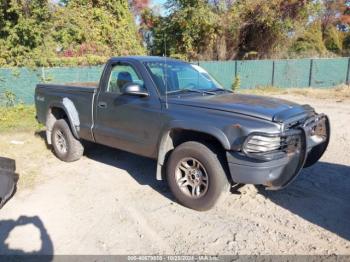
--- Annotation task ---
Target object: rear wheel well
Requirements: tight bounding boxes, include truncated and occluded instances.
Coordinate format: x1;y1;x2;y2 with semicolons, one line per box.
46;107;69;144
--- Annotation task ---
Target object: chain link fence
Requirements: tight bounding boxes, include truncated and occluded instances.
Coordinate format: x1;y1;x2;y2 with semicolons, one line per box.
0;58;349;104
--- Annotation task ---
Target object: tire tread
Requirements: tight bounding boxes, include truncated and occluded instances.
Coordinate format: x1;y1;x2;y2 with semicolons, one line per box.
166;141;229;211
51;119;84;162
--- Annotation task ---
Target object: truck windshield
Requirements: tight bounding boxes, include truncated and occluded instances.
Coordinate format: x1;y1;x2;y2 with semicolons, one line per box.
144;61;225;95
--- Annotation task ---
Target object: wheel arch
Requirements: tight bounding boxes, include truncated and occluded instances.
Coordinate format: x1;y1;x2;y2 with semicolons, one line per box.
46;99;80;144
156;122;231;180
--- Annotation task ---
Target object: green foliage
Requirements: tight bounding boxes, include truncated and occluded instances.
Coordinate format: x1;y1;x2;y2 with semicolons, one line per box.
0;0;145;67
232;0;317;59
3;90;17;107
0;105;41;132
232;75;240;91
291;22;328;55
143;0;350;60
145;2;220;60
325;26;343;52
0;0;54;66
342;33;350;50
1;0;350;65
52;0;145;58
145;0;313;60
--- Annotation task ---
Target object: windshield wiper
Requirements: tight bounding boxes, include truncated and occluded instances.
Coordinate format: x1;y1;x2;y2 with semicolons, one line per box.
167;88;216;95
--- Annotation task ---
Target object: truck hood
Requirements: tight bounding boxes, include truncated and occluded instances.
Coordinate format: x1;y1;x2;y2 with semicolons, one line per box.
167;93;314;122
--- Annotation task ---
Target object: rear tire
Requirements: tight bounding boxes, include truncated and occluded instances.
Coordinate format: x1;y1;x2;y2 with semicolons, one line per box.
166;141;229;211
51;119;84;162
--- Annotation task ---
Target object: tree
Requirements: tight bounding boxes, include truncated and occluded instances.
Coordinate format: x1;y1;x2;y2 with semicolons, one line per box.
0;0;53;66
143;0;220;60
145;0;314;60
130;0;150;15
52;0;145;57
292;0;350;56
0;0;145;66
230;0;313;59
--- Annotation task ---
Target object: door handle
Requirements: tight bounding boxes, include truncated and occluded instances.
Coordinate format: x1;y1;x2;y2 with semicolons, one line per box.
98;101;107;109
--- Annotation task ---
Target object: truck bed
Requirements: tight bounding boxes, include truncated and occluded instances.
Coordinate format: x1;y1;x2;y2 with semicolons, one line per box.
35;83;97;141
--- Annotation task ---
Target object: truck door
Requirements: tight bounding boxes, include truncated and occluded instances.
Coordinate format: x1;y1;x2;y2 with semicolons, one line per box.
93;61;162;158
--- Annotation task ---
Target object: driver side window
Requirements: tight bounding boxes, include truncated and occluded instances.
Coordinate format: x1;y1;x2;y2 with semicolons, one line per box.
107;64;144;94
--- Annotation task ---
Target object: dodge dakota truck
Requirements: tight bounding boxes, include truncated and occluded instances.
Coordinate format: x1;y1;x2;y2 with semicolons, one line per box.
35;56;330;210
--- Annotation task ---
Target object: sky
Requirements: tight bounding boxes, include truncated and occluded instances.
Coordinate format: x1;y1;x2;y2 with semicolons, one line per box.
152;0;166;5
151;0;167;15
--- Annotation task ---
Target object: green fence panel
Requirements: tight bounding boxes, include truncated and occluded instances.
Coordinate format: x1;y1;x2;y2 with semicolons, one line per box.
274;59;311;88
199;61;236;89
236;60;273;89
43;66;103;84
0;68;41;104
311;58;349;87
0;66;103;104
1;58;349;105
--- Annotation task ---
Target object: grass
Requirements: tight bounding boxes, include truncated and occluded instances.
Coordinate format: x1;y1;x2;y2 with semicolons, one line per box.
0;104;43;133
239;85;350;100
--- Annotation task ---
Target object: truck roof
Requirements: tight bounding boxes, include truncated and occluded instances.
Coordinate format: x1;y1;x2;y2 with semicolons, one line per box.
109;56;186;63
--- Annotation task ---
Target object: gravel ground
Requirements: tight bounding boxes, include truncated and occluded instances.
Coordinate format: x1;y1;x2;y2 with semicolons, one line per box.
0;94;349;255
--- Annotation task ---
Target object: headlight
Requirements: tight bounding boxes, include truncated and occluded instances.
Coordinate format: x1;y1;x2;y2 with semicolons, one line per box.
244;135;282;153
243;130;303;160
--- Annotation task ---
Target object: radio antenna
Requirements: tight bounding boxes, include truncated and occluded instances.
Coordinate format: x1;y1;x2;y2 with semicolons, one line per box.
164;33;168;109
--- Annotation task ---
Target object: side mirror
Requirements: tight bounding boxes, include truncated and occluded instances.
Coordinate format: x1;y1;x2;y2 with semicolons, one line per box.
122;83;149;97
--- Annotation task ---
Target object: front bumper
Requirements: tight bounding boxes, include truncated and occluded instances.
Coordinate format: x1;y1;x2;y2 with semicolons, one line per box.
227;114;330;190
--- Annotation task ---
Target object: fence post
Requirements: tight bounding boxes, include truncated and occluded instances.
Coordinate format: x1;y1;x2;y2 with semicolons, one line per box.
308;59;313;87
41;67;45;82
346;57;350;86
234;60;238;77
271;60;275;86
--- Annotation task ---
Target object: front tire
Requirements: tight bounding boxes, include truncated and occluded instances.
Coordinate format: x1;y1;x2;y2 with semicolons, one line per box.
166;141;229;211
51;119;84;162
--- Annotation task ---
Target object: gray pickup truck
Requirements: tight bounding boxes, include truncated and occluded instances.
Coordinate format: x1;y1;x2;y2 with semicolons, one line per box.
35;56;330;210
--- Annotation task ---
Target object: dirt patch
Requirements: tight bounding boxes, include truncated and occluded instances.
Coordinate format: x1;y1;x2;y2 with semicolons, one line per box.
0;94;349;255
0;132;54;189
